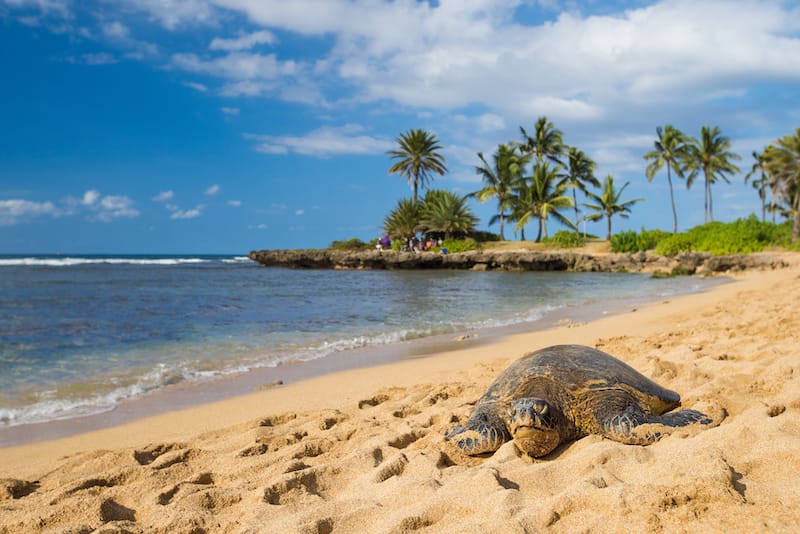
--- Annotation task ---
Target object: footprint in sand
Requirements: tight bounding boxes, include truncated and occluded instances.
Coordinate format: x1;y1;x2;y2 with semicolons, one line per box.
263;467;331;506
132;442;187;466
0;478;38;500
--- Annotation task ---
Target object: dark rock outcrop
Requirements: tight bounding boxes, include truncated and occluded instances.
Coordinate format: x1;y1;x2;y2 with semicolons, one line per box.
247;249;788;274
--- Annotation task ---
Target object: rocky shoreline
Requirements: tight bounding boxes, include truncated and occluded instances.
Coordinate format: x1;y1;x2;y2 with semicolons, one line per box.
247;248;789;274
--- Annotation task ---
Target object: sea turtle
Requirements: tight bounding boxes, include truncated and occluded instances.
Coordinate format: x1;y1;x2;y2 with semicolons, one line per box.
445;344;712;457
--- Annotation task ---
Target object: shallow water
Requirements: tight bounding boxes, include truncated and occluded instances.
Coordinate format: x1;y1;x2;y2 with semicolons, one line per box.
0;254;726;428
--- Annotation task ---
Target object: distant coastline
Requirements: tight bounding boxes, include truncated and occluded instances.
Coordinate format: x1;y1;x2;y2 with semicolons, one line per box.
248;248;789;274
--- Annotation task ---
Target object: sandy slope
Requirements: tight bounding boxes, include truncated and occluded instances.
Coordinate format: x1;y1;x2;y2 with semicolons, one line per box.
2;256;799;533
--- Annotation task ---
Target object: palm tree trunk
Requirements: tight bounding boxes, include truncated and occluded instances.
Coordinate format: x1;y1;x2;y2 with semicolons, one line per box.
667;167;678;233
793;196;800;244
572;189;580;235
708;181;714;222
535;218;543;242
703;177;709;224
606;214;612;241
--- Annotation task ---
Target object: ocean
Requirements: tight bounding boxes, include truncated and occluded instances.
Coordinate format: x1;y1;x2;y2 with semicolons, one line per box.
0;254;726;434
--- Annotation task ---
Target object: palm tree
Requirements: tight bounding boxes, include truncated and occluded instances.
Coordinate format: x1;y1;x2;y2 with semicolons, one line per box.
387;129;448;204
383;198;422;243
762;128;800;243
419;189;478;239
643;125;690;234
563;146;599;234
584;175;644;240
471;144;530;240
685;125;741;223
512;163;575;242
519;116;564;165
744;150;769;222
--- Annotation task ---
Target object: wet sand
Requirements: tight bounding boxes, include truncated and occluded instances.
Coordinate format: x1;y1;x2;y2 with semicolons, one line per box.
2;254;799;533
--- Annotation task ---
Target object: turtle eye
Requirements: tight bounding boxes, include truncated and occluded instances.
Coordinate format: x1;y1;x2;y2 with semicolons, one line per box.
534;400;549;414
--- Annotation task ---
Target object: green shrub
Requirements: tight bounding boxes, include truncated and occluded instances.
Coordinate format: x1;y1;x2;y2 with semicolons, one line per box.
611;228;672;253
441;238;481;253
638;229;672;251
655;234;695;255
653;216;794;256
330;238;374;251
610;230;639;253
469;230;501;242
544;230;585;249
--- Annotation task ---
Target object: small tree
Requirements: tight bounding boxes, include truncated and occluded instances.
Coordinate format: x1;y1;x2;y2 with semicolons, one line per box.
685;125;741;223
419;189;478;239
471;144;529;240
762;128;800;243
511;163;575;242
519;116;565;165
643;125;690;234
563;146;599;234
383;198;422;243
583;175;644;240
387;129;448;204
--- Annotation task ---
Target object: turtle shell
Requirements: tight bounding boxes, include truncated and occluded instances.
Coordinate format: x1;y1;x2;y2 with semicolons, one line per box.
480;344;680;415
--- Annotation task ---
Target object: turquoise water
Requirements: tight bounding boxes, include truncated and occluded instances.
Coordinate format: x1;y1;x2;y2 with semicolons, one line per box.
0;255;725;428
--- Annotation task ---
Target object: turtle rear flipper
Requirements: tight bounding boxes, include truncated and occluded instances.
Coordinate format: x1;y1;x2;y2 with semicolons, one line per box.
601;405;712;445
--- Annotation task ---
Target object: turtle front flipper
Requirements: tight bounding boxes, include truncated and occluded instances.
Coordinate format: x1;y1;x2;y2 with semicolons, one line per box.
445;403;511;455
601;405;712;445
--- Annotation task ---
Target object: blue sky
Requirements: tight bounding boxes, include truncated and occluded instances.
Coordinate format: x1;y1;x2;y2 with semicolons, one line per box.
1;0;799;253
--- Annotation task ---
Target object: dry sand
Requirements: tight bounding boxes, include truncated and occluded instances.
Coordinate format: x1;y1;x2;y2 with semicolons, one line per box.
2;255;800;533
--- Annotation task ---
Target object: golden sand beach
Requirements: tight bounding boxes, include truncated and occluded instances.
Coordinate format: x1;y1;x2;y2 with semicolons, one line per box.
2;255;800;533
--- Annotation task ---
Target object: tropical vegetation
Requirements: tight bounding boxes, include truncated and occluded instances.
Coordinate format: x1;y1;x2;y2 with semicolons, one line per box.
761;128;800;243
382;189;477;243
362;122;800;256
511;162;575;242
685;125;741;224
643;125;690;234
387;129;448;204
583;175;644;241
471;144;529;240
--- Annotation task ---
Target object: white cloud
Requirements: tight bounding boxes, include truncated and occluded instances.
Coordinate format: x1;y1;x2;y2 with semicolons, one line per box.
194;0;800;125
82;189;100;206
115;0;218;30
221;106;239;115
477;113;506;133
205;184;220;196
295;209;304;216
171;51;297;81
68;190;140;222
152;190;175;202
246;124;393;157
92;195;140;222
102;21;130;39
0;199;59;226
171;206;203;219
227;200;242;207
3;0;70;18
80;52;118;66
183;81;208;92
209;30;276;51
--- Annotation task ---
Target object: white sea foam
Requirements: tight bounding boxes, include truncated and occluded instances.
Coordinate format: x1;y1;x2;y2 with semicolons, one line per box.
0;257;214;267
222;256;253;264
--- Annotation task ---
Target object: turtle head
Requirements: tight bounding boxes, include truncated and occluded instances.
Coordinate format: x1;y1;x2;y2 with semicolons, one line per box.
445;401;511;455
507;397;561;457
